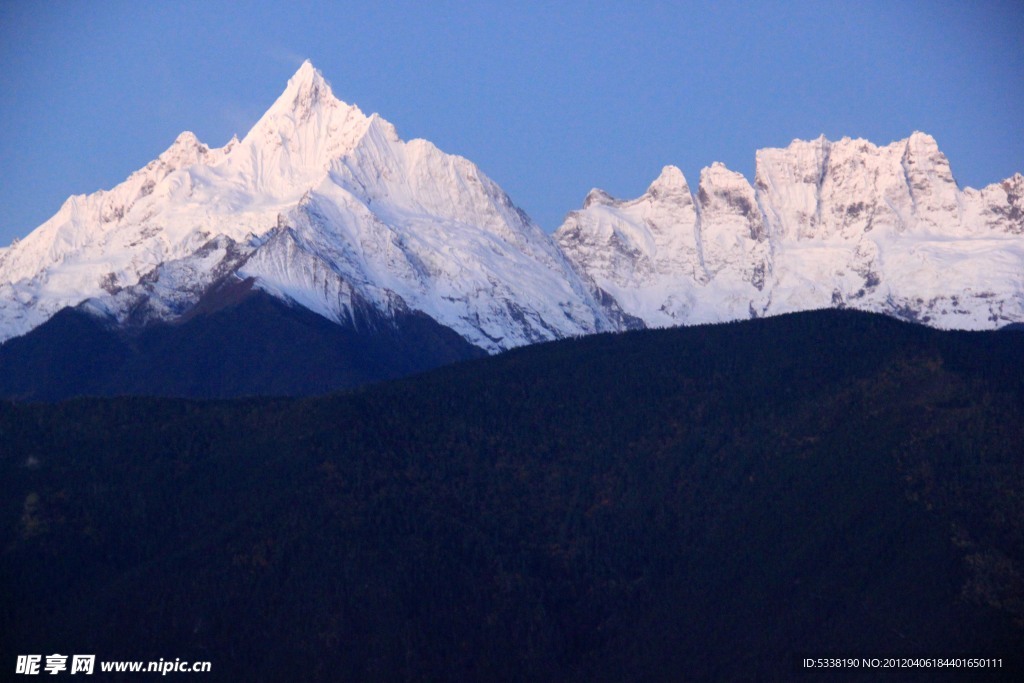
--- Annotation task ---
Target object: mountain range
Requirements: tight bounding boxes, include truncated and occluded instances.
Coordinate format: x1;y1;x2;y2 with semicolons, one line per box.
3;61;1022;679
1;61;1021;397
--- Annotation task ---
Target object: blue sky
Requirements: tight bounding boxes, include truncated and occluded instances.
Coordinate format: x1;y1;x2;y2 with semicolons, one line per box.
1;0;1022;245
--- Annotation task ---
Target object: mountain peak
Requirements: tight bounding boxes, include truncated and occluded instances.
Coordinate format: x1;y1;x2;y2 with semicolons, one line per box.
582;188;615;208
292;59;318;81
904;130;941;156
243;59;342;137
236;59;373;186
286;60;329;95
646;165;689;198
700;161;747;186
171;130;202;147
276;59;336;117
157;130;209;168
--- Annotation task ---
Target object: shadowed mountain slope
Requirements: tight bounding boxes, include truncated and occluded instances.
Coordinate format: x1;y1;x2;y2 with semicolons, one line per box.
0;287;483;400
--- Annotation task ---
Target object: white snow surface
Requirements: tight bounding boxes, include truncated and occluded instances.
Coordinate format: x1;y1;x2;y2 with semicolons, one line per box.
556;133;1024;330
0;61;613;350
2;62;1022;350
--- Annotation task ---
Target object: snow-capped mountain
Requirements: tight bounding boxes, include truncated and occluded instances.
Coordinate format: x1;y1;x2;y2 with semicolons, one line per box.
0;61;614;352
1;61;1022;366
556;133;1024;330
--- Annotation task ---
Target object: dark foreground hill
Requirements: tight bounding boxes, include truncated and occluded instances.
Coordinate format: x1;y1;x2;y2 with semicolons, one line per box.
1;309;1022;680
0;287;483;400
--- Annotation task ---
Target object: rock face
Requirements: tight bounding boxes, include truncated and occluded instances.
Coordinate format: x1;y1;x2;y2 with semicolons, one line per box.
1;61;1022;363
557;133;1024;329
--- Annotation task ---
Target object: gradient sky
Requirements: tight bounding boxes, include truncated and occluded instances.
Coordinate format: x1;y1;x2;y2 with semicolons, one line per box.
1;0;1022;246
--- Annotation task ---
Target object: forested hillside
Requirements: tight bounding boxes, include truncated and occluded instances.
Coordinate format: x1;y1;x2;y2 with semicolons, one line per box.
2;309;1022;680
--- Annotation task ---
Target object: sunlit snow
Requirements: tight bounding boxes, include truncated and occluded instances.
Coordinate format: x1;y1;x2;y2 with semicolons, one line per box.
1;62;1021;349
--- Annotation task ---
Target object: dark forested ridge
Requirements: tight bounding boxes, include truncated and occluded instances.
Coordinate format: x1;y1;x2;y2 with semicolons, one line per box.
0;288;484;400
1;309;1022;680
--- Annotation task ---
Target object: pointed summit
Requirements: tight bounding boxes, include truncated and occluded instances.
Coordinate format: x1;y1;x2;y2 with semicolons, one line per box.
170;130;202;147
582;188;615;208
286;60;329;95
646;165;690;199
237;60;374;188
902;131;942;163
157;130;209;169
292;59;318;82
906;130;938;147
269;59;338;122
244;59;364;135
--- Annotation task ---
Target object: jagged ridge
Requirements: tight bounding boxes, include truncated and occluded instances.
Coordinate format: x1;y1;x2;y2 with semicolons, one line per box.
1;62;1022;355
556;133;1024;330
0;61;615;352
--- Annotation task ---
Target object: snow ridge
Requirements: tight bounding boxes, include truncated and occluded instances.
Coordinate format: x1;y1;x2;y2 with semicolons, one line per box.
0;61;613;350
1;62;1022;351
557;134;1024;330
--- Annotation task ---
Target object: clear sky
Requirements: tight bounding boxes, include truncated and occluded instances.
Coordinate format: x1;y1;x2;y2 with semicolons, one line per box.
1;0;1022;245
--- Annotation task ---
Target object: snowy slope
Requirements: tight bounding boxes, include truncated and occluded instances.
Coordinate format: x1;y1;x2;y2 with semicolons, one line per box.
2;62;1022;353
0;62;613;351
557;133;1024;330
